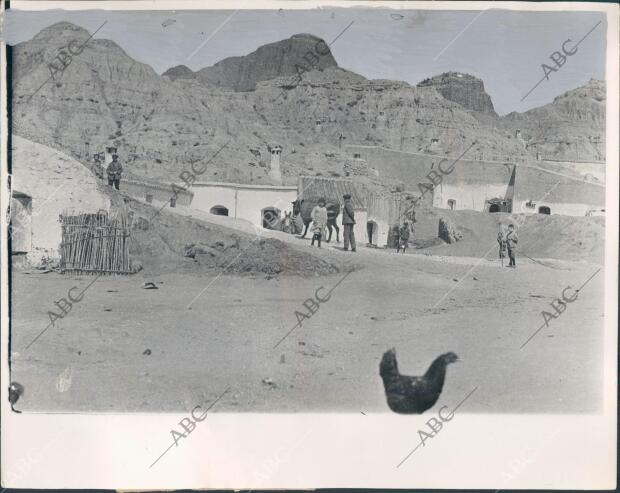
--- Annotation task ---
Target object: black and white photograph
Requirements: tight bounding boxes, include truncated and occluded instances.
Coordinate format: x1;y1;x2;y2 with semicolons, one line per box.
1;0;617;490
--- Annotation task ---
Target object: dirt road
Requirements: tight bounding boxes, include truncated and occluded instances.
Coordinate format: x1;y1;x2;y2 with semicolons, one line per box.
10;243;604;413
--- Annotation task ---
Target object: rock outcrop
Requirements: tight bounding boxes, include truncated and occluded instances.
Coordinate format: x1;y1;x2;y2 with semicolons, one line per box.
499;79;606;161
438;217;463;244
168;33;338;91
162;64;195;80
417;72;497;115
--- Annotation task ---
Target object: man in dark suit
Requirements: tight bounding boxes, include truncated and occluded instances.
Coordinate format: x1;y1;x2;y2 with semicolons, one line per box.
106;154;123;190
342;194;356;252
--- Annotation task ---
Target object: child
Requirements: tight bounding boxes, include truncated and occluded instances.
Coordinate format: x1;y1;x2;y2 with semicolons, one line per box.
497;225;507;266
310;198;328;248
397;221;411;253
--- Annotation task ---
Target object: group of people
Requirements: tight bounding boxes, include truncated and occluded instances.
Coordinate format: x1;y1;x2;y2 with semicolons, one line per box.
497;223;518;268
309;194;357;251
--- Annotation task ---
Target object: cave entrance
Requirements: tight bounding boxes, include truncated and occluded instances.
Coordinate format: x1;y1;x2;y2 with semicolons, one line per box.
210;205;229;216
262;207;281;229
367;220;378;245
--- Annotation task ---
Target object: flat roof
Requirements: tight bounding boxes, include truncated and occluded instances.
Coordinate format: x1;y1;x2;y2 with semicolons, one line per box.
192;181;298;191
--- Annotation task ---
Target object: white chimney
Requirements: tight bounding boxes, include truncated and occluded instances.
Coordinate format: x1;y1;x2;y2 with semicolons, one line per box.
268;144;282;184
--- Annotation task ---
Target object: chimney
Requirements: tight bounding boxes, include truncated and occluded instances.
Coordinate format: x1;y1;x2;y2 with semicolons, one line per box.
267;144;282;184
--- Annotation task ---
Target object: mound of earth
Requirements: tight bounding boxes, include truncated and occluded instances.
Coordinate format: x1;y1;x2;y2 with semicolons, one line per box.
113;194;342;277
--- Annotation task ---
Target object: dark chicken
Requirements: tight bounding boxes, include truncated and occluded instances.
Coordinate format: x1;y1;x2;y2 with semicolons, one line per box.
380;348;459;414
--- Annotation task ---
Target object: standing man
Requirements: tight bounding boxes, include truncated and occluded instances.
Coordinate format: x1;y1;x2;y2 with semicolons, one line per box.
106;154;123;190
326;203;340;243
342;193;356;252
397;220;410;253
506;223;518;268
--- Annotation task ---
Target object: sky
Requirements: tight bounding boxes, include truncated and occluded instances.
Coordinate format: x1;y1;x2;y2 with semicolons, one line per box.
4;7;607;115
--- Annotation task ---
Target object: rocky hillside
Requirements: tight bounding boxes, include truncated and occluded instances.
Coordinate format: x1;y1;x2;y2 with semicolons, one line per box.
164;33;338;92
498;79;606;161
11;22;606;189
417;72;497;115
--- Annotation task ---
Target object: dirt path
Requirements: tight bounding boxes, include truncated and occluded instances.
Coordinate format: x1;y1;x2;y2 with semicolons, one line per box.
10;247;604;414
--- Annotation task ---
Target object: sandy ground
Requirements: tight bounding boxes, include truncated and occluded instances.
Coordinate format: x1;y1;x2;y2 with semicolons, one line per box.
10;240;604;414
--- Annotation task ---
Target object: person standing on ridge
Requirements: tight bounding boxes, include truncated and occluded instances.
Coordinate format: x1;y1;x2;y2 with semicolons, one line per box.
106;154;123;190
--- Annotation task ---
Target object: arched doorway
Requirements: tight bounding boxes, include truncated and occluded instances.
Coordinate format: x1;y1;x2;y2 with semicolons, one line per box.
262;207;281;229
489;203;500;213
538;206;551;215
447;199;456;210
210;205;229;216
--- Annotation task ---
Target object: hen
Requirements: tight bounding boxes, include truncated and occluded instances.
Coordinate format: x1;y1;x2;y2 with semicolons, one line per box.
380;348;459;414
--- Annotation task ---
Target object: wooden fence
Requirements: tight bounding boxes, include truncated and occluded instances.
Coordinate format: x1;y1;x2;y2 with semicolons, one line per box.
59;210;134;275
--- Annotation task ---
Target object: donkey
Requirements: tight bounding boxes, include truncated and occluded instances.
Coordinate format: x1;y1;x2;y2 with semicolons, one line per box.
292;199;340;242
263;209;297;234
280;211;295;234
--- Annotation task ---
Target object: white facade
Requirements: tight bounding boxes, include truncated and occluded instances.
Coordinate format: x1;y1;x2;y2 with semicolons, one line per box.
433;183;510;211
191;182;298;228
351;210;368;247
512;200;604;217
12;136;110;262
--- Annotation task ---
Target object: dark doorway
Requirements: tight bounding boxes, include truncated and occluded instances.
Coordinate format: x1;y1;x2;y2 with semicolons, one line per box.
489;204;500;213
262;207;281;229
210;205;229;216
10;193;32;253
367;220;378;245
538;206;551;215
